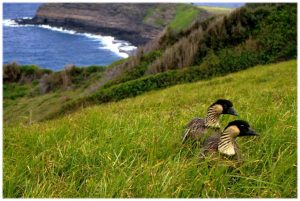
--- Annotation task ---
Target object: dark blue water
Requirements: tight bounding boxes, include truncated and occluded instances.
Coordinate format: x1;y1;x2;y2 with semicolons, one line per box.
3;3;135;71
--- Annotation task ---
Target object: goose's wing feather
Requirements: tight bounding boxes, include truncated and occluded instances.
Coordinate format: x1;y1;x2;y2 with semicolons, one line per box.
182;118;206;143
200;133;221;154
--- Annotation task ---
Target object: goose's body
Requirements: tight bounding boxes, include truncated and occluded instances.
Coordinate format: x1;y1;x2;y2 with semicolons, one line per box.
200;132;241;160
182;99;237;144
200;120;258;161
182;118;220;144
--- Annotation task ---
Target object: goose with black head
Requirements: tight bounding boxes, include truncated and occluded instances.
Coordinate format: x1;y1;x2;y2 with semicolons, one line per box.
200;120;258;161
182;99;238;144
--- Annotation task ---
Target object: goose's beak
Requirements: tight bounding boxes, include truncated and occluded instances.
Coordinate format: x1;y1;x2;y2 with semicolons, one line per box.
246;128;258;136
228;107;238;116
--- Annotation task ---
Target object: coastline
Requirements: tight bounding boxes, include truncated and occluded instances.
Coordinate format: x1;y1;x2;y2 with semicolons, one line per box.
4;18;137;59
17;16;150;47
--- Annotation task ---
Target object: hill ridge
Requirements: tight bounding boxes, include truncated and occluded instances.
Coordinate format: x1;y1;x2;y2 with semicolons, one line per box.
18;3;208;45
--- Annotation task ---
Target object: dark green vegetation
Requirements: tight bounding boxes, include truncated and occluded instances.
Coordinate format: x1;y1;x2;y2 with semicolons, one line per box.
3;83;31;100
4;60;297;197
4;62;105;93
145;3;297;73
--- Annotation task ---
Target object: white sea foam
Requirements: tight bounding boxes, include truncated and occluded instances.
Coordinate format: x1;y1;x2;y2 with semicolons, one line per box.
37;24;77;35
120;45;137;51
3;19;22;27
3;18;34;27
3;18;137;58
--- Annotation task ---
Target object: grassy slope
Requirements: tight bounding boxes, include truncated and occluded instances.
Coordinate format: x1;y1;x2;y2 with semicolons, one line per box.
4;87;84;124
3;65;106;124
197;6;233;15
4;60;297;198
143;4;202;31
169;4;201;31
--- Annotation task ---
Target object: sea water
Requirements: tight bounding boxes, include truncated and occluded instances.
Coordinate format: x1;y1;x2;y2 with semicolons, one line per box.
3;3;136;71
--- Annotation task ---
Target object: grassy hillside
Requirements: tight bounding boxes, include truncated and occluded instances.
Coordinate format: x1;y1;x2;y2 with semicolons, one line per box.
4;87;82;124
169;4;202;31
3;64;106;124
143;4;206;31
4;60;296;198
197;6;233;15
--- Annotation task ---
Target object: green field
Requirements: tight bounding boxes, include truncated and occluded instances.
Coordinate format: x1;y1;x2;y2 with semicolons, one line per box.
3;60;297;198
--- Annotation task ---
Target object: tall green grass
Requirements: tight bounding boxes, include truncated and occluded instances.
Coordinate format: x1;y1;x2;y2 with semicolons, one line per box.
3;60;296;197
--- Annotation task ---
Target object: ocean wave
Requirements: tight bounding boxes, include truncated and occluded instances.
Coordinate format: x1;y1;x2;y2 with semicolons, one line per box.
3;19;24;27
3;18;136;58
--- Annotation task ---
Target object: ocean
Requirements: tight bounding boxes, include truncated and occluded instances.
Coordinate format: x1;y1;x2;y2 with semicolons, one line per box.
3;3;136;71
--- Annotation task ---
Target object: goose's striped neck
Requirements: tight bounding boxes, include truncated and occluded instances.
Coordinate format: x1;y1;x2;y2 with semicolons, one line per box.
218;127;238;156
204;105;221;128
219;130;233;149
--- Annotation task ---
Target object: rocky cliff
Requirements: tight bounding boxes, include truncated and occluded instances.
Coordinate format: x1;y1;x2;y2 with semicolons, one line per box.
18;3;203;45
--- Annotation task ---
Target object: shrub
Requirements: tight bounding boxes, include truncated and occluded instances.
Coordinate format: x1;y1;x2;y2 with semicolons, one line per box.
39;73;63;94
144;4;297;75
85;65;105;74
19;65;42;83
59;64;213;114
103;50;162;88
199;50;220;75
148;24;208;74
3;62;21;83
3;63;53;84
20;65;39;75
255;4;297;62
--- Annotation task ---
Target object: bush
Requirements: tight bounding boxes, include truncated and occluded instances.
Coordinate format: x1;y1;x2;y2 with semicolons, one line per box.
85;65;105;74
20;65;39;75
19;65;43;83
60;64;214;114
3;62;21;83
39;73;63;94
199;50;220;75
103;50;162;88
255;4;297;62
3;63;53;84
143;4;296;75
37;64;106;94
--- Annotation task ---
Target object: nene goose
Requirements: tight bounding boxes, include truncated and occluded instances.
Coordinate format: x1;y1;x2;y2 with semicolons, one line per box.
182;99;238;144
200;120;258;161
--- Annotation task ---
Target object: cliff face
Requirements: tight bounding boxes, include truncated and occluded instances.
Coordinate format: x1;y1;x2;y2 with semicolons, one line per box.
20;3;191;45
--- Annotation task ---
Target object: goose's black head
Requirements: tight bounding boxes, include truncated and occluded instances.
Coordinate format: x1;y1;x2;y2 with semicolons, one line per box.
210;99;238;116
224;120;258;137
